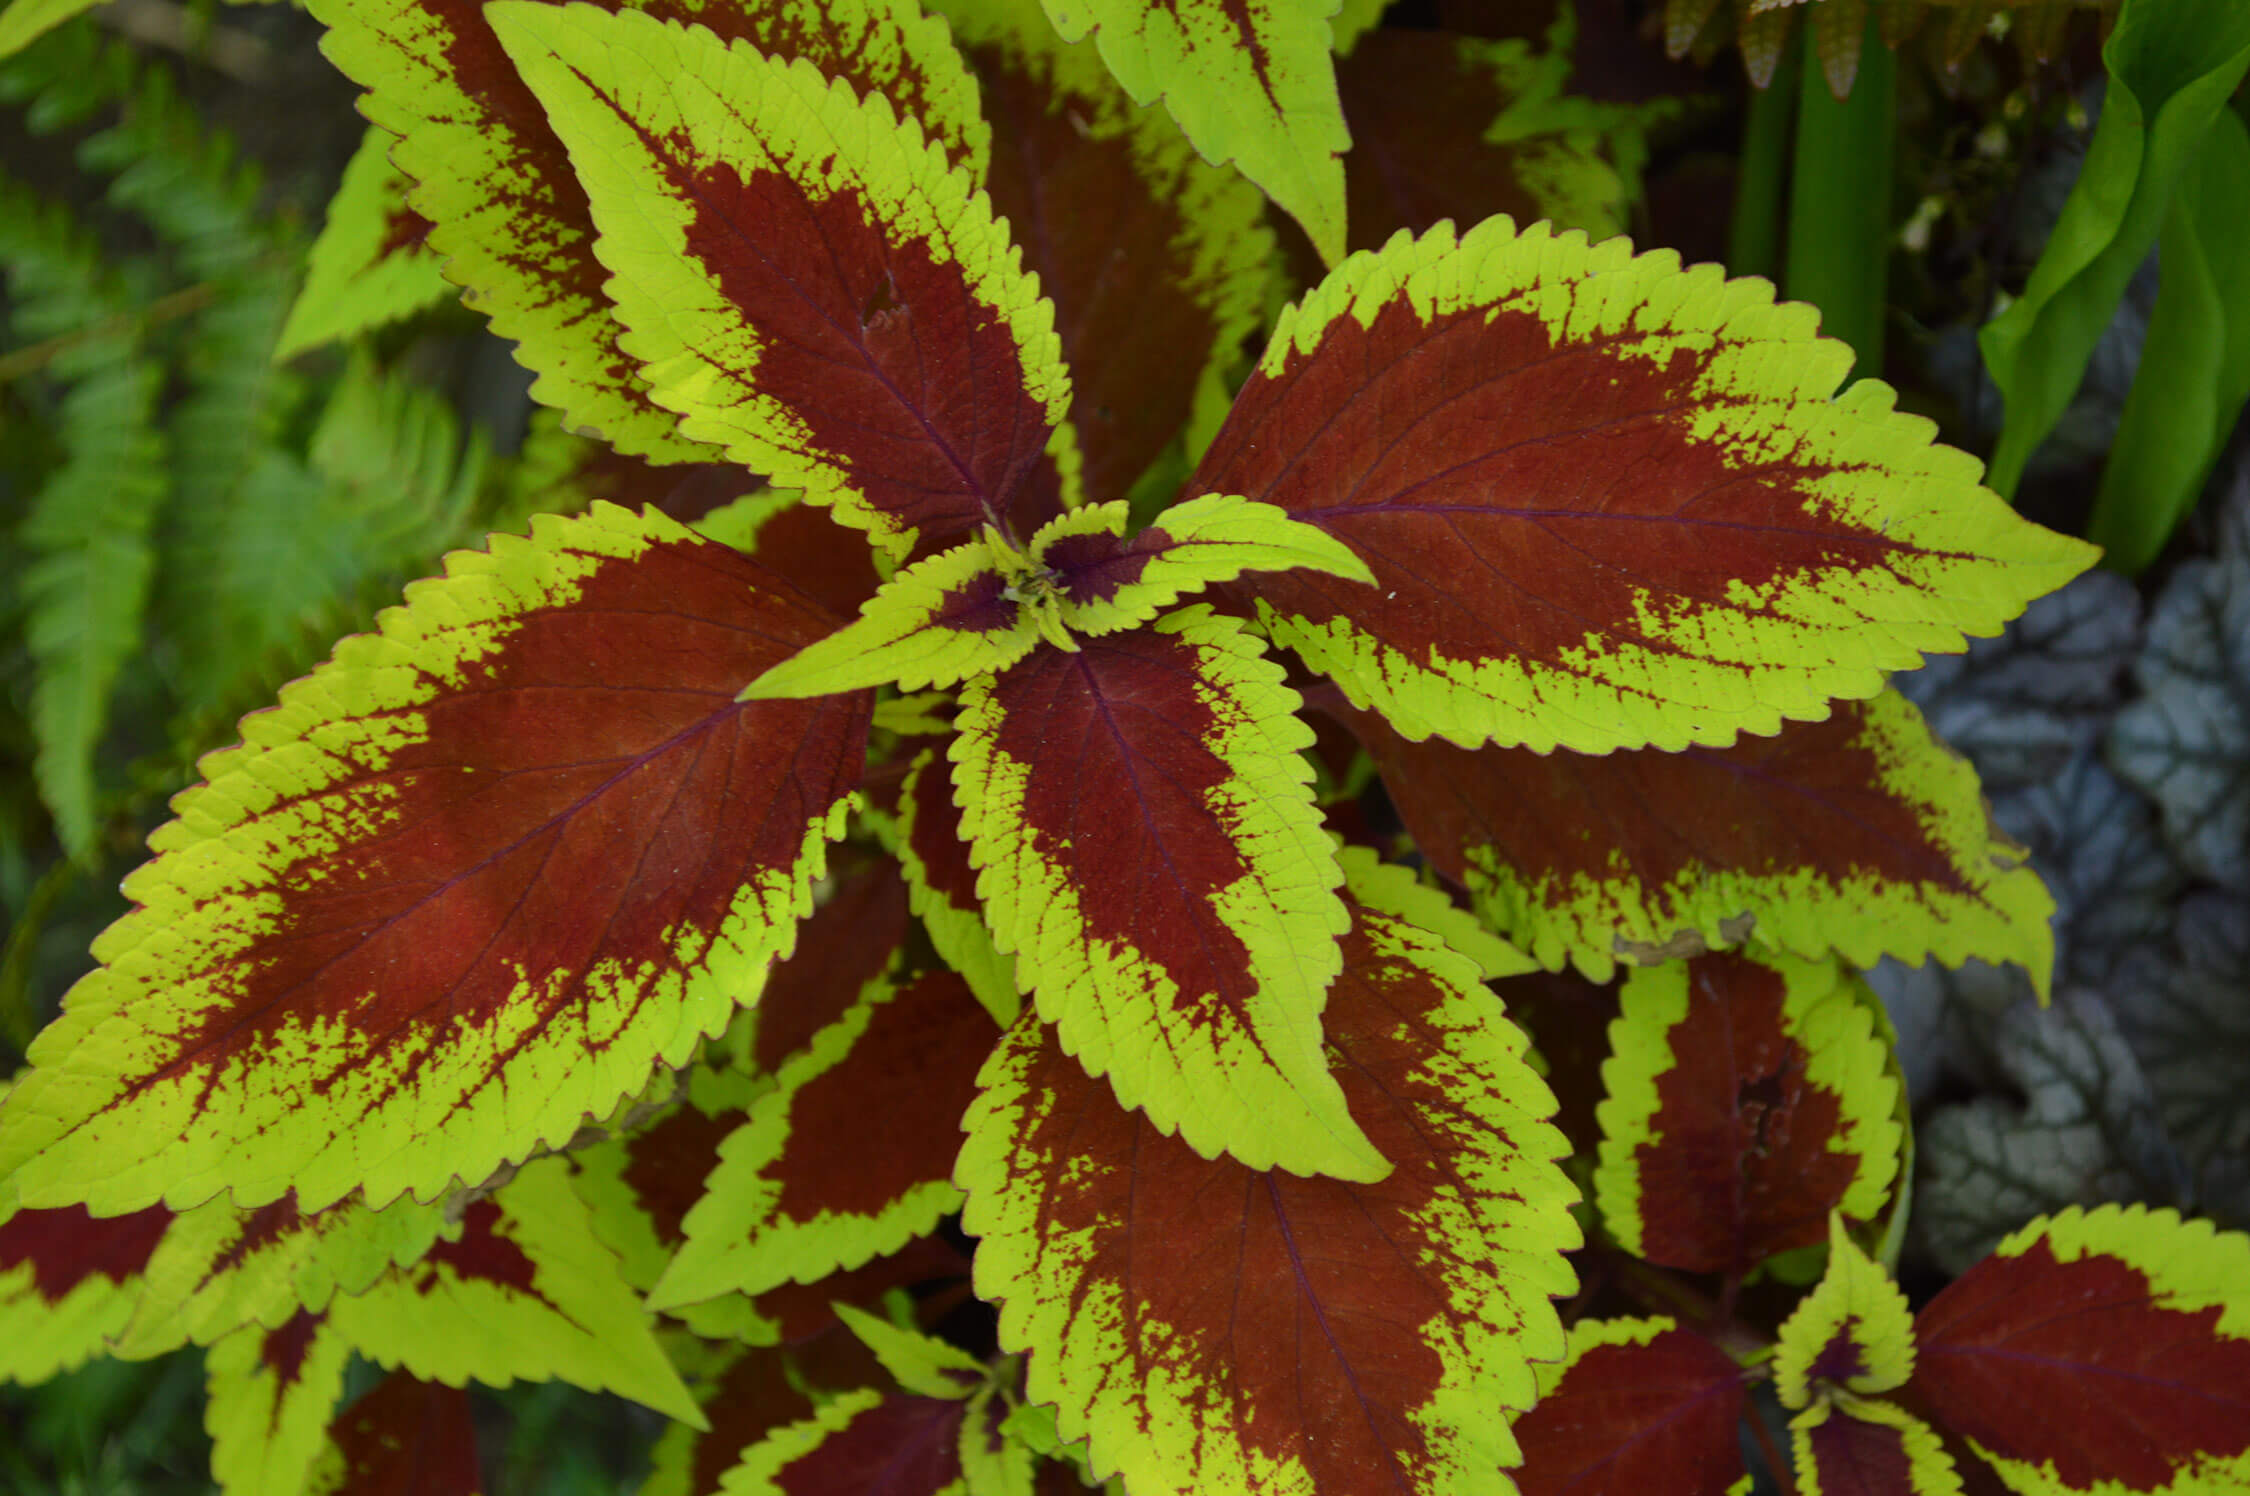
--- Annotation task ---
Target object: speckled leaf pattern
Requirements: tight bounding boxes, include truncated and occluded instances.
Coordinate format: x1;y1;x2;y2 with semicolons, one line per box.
118;1189;449;1357
952;605;1381;1181
939;0;1274;507
1774;1218;1916;1411
492;3;1069;561
276;123;452;359
205;1311;354;1496
1512;1317;1748;1496
303;1371;484;1495
306;0;988;463
1908;1205;2250;1494
327;1157;701;1424
1346;689;2056;992
1192;218;2096;754
958;848;1579;1496
0;504;869;1216
0;1193;175;1382
1594;952;1901;1275
1033;0;1350;265
652;969;996;1309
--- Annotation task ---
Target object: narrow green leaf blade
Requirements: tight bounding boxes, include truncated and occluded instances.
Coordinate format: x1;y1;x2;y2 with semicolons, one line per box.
1980;0;2250;498
274;124;453;359
0;503;869;1215
953;607;1381;1181
490;2;1069;560
958;845;1580;1495
305;0;989;464
1037;0;1350;265
1195;219;2097;753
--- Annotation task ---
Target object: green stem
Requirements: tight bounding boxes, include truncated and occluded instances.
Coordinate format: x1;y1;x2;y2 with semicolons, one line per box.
1;858;78;1052
1785;19;1897;380
1728;38;1801;281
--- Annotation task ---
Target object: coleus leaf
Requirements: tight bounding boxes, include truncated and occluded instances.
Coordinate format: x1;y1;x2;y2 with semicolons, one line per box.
0;503;869;1214
1792;1397;1966;1496
1342;688;2056;991
303;1371;483;1496
306;0;988;464
1906;1204;2250;1495
720;1386;978;1496
1329;28;1624;254
326;1156;702;1424
833;1302;986;1398
0;1192;174;1381
117;1189;449;1356
940;0;1273;507
953;605;1381;1181
491;2;1068;562
1033;0;1350;266
1593;951;1902;1276
205;1311;355;1496
1191;217;2096;753
745;497;1373;699
652;969;996;1309
958;846;1579;1496
1511;1316;1748;1496
1773;1217;1915;1412
274;123;452;359
896;746;1018;1027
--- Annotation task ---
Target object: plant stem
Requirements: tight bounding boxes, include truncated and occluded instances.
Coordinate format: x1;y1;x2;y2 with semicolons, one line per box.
1729;38;1801;281
1785;17;1896;380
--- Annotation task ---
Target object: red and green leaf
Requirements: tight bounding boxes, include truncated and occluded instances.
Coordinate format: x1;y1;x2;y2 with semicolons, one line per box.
1032;0;1351;266
0;1190;175;1382
1512;1317;1748;1496
491;3;1069;561
1342;690;2057;992
1792;1397;1966;1496
0;504;869;1215
275;123;453;359
652;969;997;1309
896;746;1018;1027
1594;952;1902;1276
1906;1205;2250;1495
205;1311;355;1496
306;0;988;464
719;1387;975;1496
303;1371;484;1496
942;0;1274;507
957;846;1580;1496
1774;1217;1916;1411
1192;218;2097;754
952;605;1381;1181
326;1156;701;1423
118;1189;449;1356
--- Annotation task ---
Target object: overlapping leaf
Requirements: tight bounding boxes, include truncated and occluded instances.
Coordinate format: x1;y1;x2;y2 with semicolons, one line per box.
302;1371;483;1495
275;123;452;359
1792;1398;1965;1496
959;849;1579;1496
1192;217;2095;754
1033;0;1350;265
307;0;989;464
1344;689;2055;990
0;503;869;1216
1512;1317;1747;1496
491;3;1068;561
953;605;1380;1180
896;747;1017;1026
653;969;996;1309
0;1192;175;1381
1594;952;1902;1275
1907;1205;2250;1494
326;1157;701;1423
205;1311;355;1496
940;0;1274;507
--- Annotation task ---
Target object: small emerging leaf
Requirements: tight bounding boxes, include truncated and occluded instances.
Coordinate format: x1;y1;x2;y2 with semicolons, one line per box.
1773;1216;1915;1410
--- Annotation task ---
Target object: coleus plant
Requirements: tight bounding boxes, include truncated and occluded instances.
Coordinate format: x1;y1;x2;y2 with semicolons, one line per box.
3;0;2249;1492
